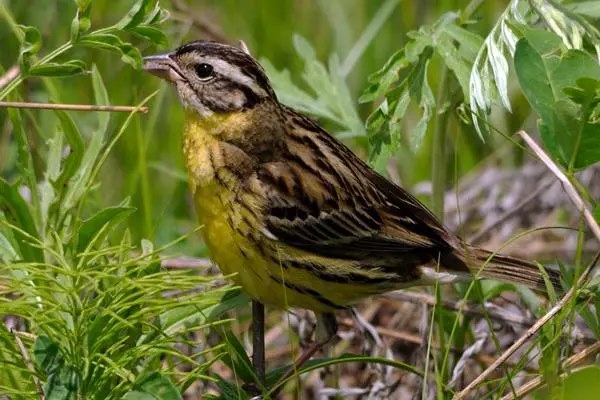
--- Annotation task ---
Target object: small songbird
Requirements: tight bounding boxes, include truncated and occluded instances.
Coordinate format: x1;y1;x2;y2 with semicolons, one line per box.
143;40;560;343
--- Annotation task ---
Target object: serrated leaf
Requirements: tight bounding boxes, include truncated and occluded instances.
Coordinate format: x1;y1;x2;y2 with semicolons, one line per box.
443;24;484;60
28;60;87;77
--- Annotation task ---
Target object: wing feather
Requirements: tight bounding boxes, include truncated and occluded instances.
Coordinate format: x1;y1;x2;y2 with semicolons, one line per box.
256;109;453;262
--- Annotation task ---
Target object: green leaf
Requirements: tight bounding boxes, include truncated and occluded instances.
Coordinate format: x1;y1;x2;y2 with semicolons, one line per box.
91;64;110;134
115;0;151;30
127;25;168;47
212;376;250;400
122;372;182;400
77;204;135;252
28;60;87;77
44;365;80;400
442;24;483;61
552;365;600;399
594;205;600;224
79;34;142;68
436;31;471;99
568;1;600;18
33;335;63;374
266;353;422;391
0;179;42;262
17;25;41;72
515;37;600;169
54;110;84;187
221;331;256;384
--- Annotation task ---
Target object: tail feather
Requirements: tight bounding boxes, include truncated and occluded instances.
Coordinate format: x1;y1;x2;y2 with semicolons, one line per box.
467;247;562;293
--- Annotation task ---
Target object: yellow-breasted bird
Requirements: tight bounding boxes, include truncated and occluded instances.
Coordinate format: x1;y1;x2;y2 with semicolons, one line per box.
143;40;560;345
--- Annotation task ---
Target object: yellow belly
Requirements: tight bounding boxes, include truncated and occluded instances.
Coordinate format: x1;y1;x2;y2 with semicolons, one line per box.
184;117;394;312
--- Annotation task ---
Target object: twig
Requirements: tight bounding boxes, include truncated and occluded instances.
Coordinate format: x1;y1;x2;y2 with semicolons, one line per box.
161;256;212;268
517;130;600;243
453;251;599;399
0;66;19;89
454;130;600;399
252;300;266;384
337;318;536;372
502;341;600;399
384;291;534;326
12;329;44;399
0;101;148;113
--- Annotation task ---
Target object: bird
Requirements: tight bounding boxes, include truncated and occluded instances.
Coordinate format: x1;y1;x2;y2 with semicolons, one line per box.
143;39;561;360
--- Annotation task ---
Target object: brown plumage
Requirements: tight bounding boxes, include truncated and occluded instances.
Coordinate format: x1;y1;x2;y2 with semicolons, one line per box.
143;40;561;317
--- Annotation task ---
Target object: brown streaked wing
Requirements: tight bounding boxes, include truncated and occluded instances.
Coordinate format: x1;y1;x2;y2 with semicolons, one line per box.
255;108;453;262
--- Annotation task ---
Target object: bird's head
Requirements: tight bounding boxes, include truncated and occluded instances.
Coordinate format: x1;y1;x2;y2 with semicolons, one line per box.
143;40;277;118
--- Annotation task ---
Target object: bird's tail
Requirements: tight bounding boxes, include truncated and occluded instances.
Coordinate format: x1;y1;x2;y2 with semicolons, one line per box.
461;246;562;293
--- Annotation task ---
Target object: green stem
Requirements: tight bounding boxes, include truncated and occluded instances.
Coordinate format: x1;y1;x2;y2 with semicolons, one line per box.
431;66;450;220
0;41;73;101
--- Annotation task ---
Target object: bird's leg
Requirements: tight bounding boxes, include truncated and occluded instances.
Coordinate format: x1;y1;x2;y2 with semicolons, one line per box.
251;300;266;384
276;312;337;387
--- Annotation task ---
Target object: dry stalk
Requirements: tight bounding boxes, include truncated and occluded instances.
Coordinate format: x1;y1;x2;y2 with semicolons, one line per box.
454;130;600;399
0;101;148;113
12;329;44;399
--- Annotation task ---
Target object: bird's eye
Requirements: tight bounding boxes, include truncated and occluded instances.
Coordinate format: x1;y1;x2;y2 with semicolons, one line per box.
195;63;214;79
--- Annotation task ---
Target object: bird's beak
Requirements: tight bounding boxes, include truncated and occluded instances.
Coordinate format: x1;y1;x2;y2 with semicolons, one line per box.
142;52;182;83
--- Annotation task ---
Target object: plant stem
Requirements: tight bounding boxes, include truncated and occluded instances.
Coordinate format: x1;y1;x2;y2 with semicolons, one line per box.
252;300;266;385
431;66;450;220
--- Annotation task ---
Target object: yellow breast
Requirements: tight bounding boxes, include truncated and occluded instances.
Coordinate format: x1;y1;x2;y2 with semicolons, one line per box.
182;116;392;312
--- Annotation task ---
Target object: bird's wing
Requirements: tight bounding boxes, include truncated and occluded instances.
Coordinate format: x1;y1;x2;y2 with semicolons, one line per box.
255;110;453;261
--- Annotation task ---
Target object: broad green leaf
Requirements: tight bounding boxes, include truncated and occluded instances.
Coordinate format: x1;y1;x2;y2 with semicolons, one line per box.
221;331;256;384
521;27;564;55
33;335;63;374
127;26;168;47
44;365;79;400
594;205;600;224
115;0;151;30
515;37;600;169
77;204;135;252
28;60;87;77
122;372;182;400
436;31;471;99
551;366;600;399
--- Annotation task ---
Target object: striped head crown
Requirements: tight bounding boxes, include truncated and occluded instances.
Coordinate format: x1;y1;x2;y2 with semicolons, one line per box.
143;40;276;116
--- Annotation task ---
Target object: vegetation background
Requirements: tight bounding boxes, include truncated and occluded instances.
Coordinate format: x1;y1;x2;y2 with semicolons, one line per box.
1;0;600;399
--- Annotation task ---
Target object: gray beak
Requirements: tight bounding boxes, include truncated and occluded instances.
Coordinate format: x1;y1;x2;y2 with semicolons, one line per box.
142;53;182;83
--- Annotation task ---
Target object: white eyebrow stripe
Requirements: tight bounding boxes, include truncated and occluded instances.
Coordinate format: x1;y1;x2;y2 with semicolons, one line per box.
201;56;267;97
